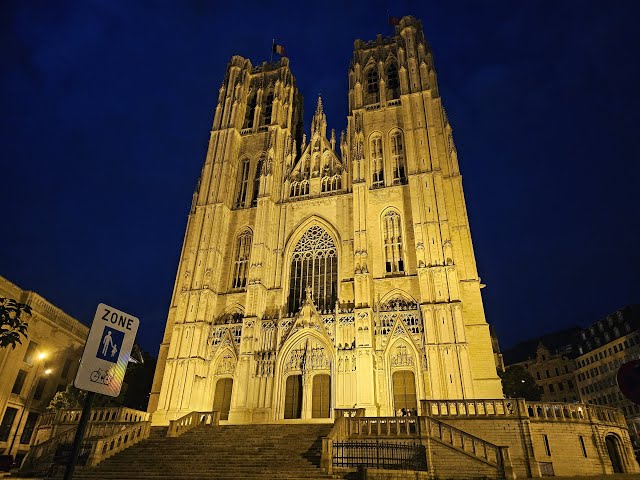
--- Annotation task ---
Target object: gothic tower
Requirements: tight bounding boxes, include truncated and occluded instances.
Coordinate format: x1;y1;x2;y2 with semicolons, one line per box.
149;16;502;426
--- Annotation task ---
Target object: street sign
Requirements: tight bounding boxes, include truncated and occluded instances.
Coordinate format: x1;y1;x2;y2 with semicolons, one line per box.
74;303;139;397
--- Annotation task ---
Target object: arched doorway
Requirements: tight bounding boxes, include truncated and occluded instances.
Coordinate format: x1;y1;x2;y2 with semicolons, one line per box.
392;370;417;414
605;434;624;473
312;374;331;418
213;378;233;421
284;375;303;419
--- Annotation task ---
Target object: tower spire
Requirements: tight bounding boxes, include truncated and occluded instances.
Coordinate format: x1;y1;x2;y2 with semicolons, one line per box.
311;95;327;138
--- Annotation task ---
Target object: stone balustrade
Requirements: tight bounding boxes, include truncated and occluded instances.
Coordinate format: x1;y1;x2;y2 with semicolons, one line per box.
334;408;366;418
88;422;151;466
167;411;219;438
420;398;627;428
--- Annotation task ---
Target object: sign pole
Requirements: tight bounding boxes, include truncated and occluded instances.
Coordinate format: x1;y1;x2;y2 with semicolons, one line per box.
63;391;95;480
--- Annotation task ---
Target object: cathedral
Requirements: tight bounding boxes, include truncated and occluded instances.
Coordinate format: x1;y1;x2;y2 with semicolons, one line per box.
149;15;504;426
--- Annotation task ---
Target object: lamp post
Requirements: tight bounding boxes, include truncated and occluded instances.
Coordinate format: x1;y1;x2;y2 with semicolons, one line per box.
6;352;52;459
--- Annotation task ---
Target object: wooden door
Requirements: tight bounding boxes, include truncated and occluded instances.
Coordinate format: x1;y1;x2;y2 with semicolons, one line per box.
312;374;331;418
392;370;417;413
213;378;233;420
284;375;303;419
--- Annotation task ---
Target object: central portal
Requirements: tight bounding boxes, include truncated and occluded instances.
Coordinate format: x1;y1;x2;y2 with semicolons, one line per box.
284;375;303;419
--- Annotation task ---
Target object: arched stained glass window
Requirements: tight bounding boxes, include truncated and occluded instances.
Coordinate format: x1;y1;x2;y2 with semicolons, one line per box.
235;158;251;208
383;211;404;274
232;230;252;289
288;226;338;315
371;135;384;188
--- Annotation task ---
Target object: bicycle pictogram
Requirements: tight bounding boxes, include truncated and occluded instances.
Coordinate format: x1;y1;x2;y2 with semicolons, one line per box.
90;368;114;386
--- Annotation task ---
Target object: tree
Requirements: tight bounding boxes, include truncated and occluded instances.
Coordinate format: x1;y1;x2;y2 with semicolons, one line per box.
121;350;157;410
499;365;542;400
0;297;31;349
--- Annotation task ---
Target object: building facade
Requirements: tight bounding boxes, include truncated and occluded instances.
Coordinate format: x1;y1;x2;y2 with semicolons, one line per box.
516;343;580;403
574;305;640;438
150;15;503;426
0;275;88;463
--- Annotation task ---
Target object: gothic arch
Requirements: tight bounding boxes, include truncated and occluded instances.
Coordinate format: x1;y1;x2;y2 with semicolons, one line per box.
379;289;417;307
218;303;245;319
283;218;341;315
273;329;335;420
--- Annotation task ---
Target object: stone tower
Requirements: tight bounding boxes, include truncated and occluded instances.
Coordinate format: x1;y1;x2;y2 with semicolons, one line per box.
149;16;502;426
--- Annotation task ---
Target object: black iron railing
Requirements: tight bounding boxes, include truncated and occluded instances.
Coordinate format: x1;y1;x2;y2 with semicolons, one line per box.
332;440;427;471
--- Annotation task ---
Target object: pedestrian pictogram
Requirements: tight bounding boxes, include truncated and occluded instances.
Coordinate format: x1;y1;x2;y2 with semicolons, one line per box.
97;326;124;362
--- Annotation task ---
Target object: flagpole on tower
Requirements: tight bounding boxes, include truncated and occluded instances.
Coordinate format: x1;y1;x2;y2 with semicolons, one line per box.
271;38;275;63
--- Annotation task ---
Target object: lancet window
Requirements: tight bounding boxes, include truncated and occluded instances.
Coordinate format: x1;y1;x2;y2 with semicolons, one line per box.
386;63;400;100
235;158;251;208
366;67;379;103
263;92;274;125
390;131;406;184
244;92;256;129
251;158;263;207
231;230;252;289
383;211;404;274
371;135;384;188
287;226;338;315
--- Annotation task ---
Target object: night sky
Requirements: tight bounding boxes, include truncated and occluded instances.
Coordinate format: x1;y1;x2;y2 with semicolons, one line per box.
2;1;639;356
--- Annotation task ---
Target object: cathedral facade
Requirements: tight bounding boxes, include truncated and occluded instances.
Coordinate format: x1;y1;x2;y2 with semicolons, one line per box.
149;16;503;426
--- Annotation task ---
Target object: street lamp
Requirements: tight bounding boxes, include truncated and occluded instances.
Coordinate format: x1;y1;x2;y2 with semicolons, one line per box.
6;352;52;459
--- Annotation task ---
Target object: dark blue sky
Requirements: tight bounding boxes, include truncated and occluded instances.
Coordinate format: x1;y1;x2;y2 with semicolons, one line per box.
2;0;639;355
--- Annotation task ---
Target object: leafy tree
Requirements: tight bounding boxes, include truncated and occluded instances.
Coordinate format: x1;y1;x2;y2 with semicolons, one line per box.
499;365;542;400
0;297;31;349
47;383;124;411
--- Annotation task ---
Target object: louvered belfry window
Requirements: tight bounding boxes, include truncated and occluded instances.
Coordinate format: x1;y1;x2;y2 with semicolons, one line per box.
383;211;404;274
232;230;252;289
287;226;338;315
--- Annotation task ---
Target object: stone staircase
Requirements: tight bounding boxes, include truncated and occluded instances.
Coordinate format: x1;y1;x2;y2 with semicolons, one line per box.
65;423;347;480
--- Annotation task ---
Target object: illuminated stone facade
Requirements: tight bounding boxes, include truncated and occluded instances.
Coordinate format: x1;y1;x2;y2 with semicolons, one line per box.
149;16;503;426
0;275;88;462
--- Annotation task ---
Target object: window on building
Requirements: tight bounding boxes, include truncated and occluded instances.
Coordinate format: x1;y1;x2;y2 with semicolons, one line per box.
568;379;574;389
33;378;47;401
579;436;587;457
23;341;39;365
546;370;550;378
564;365;569;373
19;412;39;445
263;92;274;125
555;367;559;376
549;384;555;393
383;210;405;274
251;158;263;207
244;92;256;128
558;382;564;391
235;158;251;208
287;226;338;315
386;62;400;100
536;372;540;380
12;370;28;395
543;434;551;456
61;358;72;379
390;131;406;184
366;67;379;102
0;407;18;442
231;230;252;289
370;135;384;188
